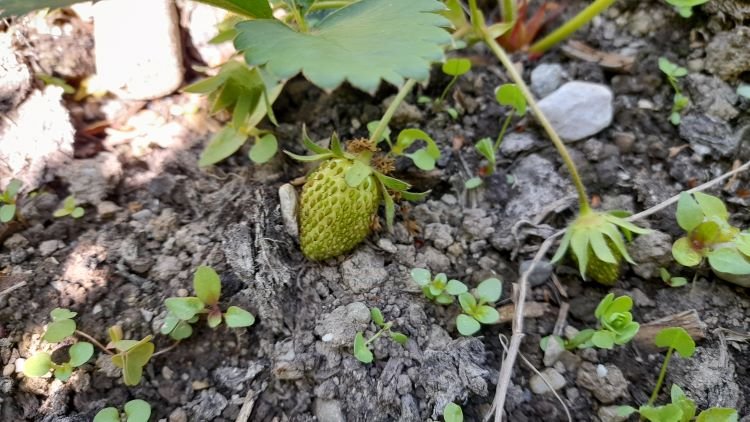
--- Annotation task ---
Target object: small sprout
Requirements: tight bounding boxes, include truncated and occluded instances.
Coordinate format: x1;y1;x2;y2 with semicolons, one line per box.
658;57;689;125
464;176;483;190
23;341;93;381
654;327;695;358
390;129;441;171
618;383;737;422
353;307;408;364
436;57;472;107
94;399;152;422
53;195;84;219
659;268;688;287
410;268;467;304
664;0;709;18
111;336;155;386
444;402;464;422
456;278;501;336
0;179;22;223
43;308;78;343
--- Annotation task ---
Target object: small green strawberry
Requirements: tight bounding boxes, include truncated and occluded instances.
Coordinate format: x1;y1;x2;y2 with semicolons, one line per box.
552;210;649;285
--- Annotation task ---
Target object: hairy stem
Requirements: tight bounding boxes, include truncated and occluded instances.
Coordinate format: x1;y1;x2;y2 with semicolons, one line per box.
369;79;418;145
529;0;617;54
365;325;391;346
648;347;673;405
75;330;114;356
501;0;517;23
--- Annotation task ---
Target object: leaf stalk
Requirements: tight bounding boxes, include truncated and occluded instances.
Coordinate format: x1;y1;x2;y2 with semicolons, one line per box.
529;0;617;54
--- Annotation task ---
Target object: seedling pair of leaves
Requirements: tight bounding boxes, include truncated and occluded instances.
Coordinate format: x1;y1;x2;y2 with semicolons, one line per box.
162;266;255;341
541;293;639;351
553;209;649;285
672;192;750;284
410;268;468;304
659;57;690;125
53;195;84;219
456;278;502;336
664;0;710;18
418;57;473;120
94;399;151;422
660;268;688;288
106;327;155;386
465;83;526;189
183;61;284;167
353;307;408;363
0;179;21;223
23;309;93;381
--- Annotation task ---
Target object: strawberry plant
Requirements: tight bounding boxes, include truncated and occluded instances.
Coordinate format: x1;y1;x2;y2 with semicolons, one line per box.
94;399;151;422
410;268;468;304
456;278;502;336
0;179;22;223
659;57;690;125
53;195;85;219
353;307;408;363
672;192;750;287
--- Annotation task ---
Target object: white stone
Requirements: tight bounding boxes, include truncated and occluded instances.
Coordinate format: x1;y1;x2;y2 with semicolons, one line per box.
278;184;299;238
537;81;614;142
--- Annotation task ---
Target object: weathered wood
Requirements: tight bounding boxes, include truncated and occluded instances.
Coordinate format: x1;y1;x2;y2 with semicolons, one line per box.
634;310;707;352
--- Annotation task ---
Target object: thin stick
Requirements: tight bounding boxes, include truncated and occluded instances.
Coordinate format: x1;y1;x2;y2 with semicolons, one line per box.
0;280;27;298
75;330;114;355
152;341;181;358
488;159;750;421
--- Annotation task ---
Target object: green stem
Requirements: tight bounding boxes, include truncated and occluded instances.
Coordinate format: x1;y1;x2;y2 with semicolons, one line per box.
309;0;353;11
365;327;390;345
75;330;114;356
436;75;459;107
648;347;673;405
494;110;514;151
529;0;617;54
289;0;308;32
501;0;517;24
369;79;418;145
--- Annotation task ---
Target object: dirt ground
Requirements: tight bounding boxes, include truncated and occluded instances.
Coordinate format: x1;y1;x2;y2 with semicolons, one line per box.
1;0;750;421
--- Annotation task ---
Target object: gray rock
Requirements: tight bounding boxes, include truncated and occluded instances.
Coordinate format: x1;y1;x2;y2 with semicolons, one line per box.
341;249;388;293
685;74;739;120
57;152;122;204
627;230;673;279
314;302;371;347
598;405;629;422
531;63;565;98
212;364;264;391
150;255;182;282
704;0;750;21
314;398;345;422
96;201;121;218
529;368;567;394
505;154;573;220
38;240;63;257
576;362;629;404
462;208;494;239
520;259;554;287
678;113;737;157
499;132;541;157
543;336;566;367
416;246;451;272
0;33;30;113
168;408;188;422
706;26;750;80
377;238;397;254
424;223;454;250
186;389;228;421
278;184;299;238
537;81;614;142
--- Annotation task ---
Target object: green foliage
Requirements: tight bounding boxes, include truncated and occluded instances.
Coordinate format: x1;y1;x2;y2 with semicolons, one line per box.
23;341;93;381
436;58;472;106
658;57;690;125
37;73;75;94
443;402;464;422
353;307;408;363
234;0;451;93
43;308;77;343
456;278;502;336
53;195;84;219
664;0;709;18
391;129;441;171
94;399;152;422
655;327;695;358
660;268;688;287
618;384;737;422
0;0;271;18
410;268;467;304
495;83;527;117
196;0;272;18
162;266;255;340
0;0;83;17
1;179;22;223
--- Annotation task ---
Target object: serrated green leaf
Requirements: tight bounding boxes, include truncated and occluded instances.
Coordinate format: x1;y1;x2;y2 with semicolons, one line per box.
345;160;373;187
676;192;703;231
199;126;247;167
0;204;15;222
124;399;152;422
23;352;52;377
353;332;373;363
68;342;94;367
707;247;750;275
194;265;221;306
194;0;272;18
250;134;279;164
44;319;76;343
165;297;205;321
444;402;464;422
235;0;451;93
655;327;695;358
225;306;255;328
672;237;702;267
370;308;384;326
442;58;471;76
93;407;120;422
456;314;481;336
410;268;431;286
695;408;738;422
476;278;502;303
390;332;408;346
495;84;527;116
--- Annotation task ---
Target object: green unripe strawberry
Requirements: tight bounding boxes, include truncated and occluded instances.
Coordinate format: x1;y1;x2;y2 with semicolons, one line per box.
299;158;379;260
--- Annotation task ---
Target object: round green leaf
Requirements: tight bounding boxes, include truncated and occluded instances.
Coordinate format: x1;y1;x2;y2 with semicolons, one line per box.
249;134;279;164
93;407;120;422
224;306;255;328
464;177;483;189
655;327;696;358
54;363;73;381
445;280;468;295
194;265;221;306
410;268;431;286
443;402;464;422
69;342;94;367
696;408;738;422
457;292;476;313
672;237;702;267
495;83;527;116
476;278;502;303
456;314;480;336
676;192;703;232
124;399;152;422
353;332;373;363
708;247;750;275
408;149;436;171
170;320;194;340
43;319;76;343
435;293;454;305
668;277;688;287
23;352;52;377
50;308;77;321
199;126;247;167
0;204;15;222
71;207;85;219
591;330;615;349
390;332;408;346
442;58;471;76
473;305;500;324
736;232;750;257
160;313;180;335
164;297;205;321
693;192;728;221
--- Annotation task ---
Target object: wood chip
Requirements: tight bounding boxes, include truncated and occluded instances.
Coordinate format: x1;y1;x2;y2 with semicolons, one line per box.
561;40;635;73
634;310;706;352
498;301;550;324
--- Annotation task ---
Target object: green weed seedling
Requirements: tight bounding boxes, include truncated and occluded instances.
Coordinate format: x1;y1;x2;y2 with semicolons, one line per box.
443;402;464;422
162;266;255;340
94;399;151;422
465;83;527;189
664;0;710;18
0;179;22;223
658;57;689;125
542;293;640;351
23;309;93;381
672;192;750;286
456;278;502;336
410;268;467;304
53;195;84;219
353;307;408;363
659;268;688;288
436;57;472;119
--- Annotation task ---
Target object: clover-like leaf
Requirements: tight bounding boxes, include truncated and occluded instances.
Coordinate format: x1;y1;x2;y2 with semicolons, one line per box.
476;278;502;303
443;402;464;422
655;327;695;358
69;342;94;367
235;0;451;93
456;314;481;336
124;399;152;422
693;192;728;221
695;408;738;422
495;84;527;116
353;332;373;363
170;320;194;341
23;352;52;377
44;319;76;343
194;266;222;306
442;58;471;77
225;306;255;328
435;292;454;305
111;336;155;386
639;403;684;422
71;207;85;219
165;297;205;321
410;268;431;286
94;407;120;422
